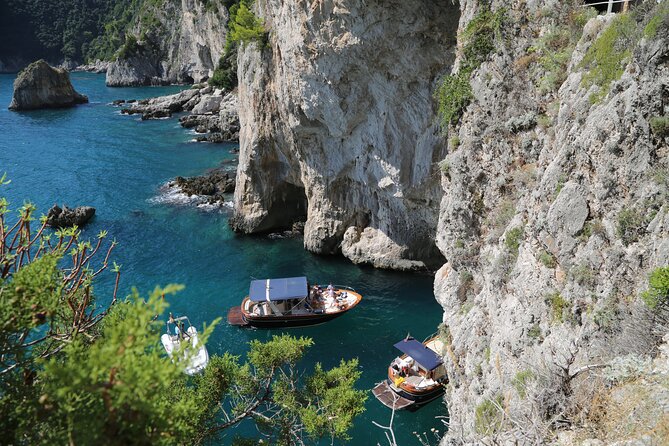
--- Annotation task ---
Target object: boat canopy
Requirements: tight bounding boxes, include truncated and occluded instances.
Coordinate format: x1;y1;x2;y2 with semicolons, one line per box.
249;276;308;302
393;338;443;371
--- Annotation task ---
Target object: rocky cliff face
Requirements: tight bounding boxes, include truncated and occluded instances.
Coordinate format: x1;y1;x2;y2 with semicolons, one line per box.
232;0;460;270
435;0;669;443
232;0;668;442
8;60;88;110
106;0;228;86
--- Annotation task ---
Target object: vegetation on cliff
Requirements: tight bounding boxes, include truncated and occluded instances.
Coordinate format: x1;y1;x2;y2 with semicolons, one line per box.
436;0;669;443
210;0;266;90
435;4;505;129
0;183;365;444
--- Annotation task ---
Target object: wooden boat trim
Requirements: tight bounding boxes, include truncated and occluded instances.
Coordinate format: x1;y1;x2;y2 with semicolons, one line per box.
240;287;363;322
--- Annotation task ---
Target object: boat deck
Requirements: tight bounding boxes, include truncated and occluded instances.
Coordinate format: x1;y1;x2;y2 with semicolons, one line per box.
227;306;248;326
372;381;414;410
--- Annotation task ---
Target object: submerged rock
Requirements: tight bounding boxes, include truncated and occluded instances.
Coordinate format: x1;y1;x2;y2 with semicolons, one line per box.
46;205;96;228
8;60;88;111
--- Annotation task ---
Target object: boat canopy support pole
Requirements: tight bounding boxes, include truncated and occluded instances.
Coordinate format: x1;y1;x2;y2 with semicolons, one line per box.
266;279;283;316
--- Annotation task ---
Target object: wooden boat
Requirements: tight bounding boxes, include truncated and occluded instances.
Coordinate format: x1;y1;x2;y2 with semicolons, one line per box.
227;276;362;328
372;336;447;411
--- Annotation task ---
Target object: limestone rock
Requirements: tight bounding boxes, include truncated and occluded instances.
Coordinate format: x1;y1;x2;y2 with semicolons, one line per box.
8;60;88;111
46;205;95;228
191;94;222;114
232;0;459;270
434;2;669;443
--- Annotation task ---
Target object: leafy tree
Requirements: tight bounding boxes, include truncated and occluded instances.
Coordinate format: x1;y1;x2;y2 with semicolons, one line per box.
0;180;366;445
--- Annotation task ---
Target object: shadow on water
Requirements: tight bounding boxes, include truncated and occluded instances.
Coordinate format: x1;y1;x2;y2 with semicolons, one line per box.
0;72;449;445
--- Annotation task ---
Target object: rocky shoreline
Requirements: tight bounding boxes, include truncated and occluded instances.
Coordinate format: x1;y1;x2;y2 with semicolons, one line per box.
115;84;239;143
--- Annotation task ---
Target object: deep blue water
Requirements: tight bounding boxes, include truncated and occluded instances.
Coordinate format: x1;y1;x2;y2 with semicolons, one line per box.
0;73;447;445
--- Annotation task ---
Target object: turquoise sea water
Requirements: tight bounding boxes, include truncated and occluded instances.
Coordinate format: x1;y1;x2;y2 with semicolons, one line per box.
0;73;447;445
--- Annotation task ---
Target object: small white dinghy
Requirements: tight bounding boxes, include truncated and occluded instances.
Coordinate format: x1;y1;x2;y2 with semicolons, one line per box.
160;315;209;375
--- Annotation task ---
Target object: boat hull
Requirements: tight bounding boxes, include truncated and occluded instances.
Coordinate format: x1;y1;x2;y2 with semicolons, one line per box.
229;286;362;329
241;310;347;328
386;379;445;408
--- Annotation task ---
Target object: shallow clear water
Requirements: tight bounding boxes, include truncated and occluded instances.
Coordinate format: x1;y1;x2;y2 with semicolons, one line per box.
0;73;447;445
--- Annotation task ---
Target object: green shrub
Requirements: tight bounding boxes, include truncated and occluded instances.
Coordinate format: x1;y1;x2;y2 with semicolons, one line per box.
580;13;637;103
570;263;595;288
229;2;266;45
436;71;474;128
594;302;618;332
116;34;139;60
650;116;669;137
640;266;669;310
438;159;450;176
617;207;647;246
537;114;552;129
643;1;669;38
449;136;461;151
546;292;571;324
475;395;504;434
539;250;557;268
512;370;535;398
210;44;238;89
527;323;541;340
529;7;596;95
460;6;506;73
487;198;516;239
436;6;505;130
505;227;524;254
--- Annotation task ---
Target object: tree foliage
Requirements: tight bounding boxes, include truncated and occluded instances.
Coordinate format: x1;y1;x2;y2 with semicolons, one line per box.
0;0;142;64
0;181;366;445
210;0;265;90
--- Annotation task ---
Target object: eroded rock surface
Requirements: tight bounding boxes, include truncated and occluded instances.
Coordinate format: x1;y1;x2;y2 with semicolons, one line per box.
434;2;669;443
8;60;88;111
232;0;460;270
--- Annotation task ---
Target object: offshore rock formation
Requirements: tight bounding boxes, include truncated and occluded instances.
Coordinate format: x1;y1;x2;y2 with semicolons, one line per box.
435;1;669;443
106;0;228;86
232;0;460;271
117;85;239;142
46;205;95;228
8;60;88;110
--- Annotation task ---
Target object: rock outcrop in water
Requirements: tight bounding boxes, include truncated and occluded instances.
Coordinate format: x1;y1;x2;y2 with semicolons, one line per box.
231;0;460;271
46;205;95;228
8;60;88;111
170;168;236;205
117;85;239;141
105;0;228;87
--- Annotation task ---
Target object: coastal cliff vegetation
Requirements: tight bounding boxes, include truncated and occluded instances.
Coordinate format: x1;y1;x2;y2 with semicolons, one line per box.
435;0;669;443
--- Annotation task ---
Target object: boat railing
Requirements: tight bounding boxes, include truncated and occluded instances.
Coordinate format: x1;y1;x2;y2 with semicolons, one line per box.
333;284;357;292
